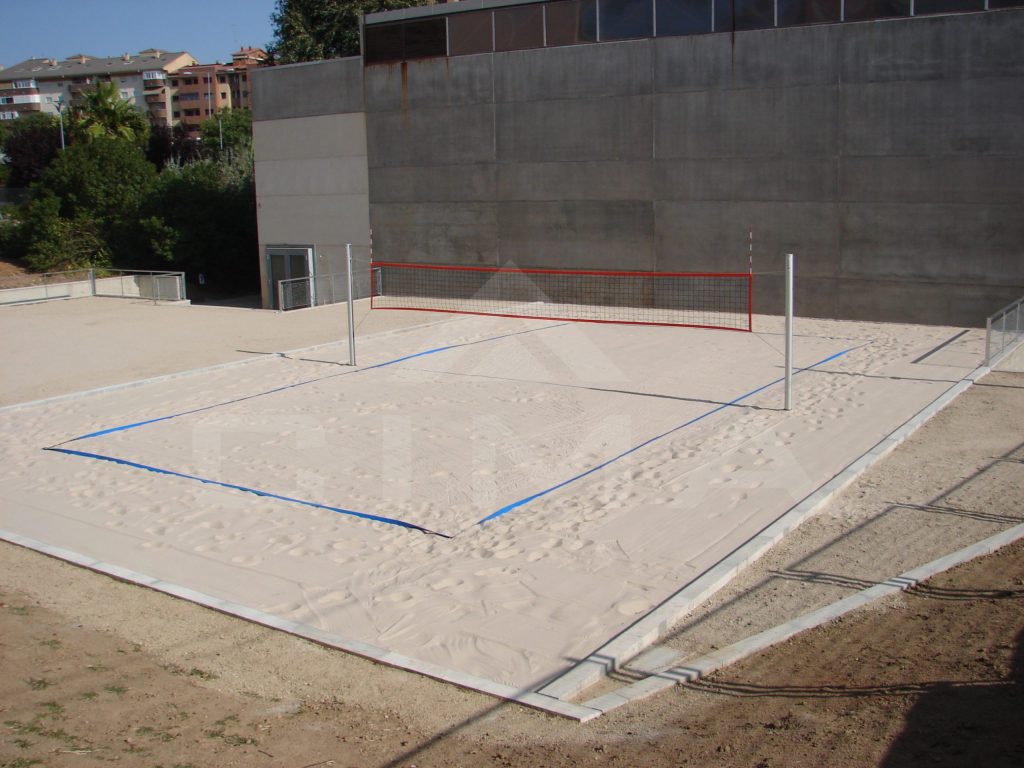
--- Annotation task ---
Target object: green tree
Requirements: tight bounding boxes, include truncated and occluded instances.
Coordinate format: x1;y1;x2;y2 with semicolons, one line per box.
269;0;433;62
69;80;150;148
199;108;252;160
26;137;156;267
17;194;110;272
140;153;259;294
1;113;61;187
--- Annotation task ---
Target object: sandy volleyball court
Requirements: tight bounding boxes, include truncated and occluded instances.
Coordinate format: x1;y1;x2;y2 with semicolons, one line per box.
0;296;996;702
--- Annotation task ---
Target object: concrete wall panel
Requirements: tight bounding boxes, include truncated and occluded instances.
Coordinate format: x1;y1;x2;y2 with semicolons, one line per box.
253;113;368;161
370;164;497;203
655;158;837;202
841;77;1024;156
497;201;655;270
364;56;494;112
840;156;1024;204
840;11;1024;84
654;201;840;277
654;26;840;93
253;57;363;120
494;42;653;102
256;157;368;197
496;96;652;162
366;104;496;167
498;161;653;201
840;203;1024;283
371;203;499;265
259;194;371;246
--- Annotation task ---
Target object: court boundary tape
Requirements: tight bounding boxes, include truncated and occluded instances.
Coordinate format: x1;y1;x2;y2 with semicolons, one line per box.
538;363;991;702
0;528;602;722
43;342;855;538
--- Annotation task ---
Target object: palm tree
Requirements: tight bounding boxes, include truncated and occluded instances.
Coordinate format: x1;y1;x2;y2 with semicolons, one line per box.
70;80;150;147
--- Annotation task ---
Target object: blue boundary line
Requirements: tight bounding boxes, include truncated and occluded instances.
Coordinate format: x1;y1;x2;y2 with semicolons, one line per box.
44;447;448;537
57;323;569;445
476;346;855;526
43;322;569;537
44;330;856;538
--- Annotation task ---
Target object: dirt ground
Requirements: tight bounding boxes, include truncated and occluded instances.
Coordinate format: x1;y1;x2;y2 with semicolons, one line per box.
1;365;1021;768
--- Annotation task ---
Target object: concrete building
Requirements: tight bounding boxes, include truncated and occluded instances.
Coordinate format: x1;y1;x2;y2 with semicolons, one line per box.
252;4;1024;325
0;50;197;126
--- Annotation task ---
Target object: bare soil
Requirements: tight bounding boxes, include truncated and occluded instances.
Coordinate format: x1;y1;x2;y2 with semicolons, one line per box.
1;370;1021;768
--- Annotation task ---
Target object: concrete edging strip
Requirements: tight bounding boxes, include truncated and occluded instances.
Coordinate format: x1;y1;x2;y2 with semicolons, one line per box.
539;368;985;702
583;520;1024;714
0;527;602;722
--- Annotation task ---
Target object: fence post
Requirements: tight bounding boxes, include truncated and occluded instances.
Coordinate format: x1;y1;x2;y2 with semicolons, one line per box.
89;268;96;296
346;244;356;366
277;280;285;313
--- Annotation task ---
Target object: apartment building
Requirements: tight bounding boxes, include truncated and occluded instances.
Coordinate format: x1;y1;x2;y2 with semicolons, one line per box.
170;47;266;133
0;49;197;125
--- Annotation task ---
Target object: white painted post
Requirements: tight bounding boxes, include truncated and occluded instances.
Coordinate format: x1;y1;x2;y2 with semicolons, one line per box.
785;253;794;411
346;244;356;367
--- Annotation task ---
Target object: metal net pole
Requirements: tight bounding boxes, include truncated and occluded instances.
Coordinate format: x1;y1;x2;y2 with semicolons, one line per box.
346;244;356;366
785;253;794;411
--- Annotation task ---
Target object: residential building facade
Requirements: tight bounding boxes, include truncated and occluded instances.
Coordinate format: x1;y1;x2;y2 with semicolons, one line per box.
0;49;197;125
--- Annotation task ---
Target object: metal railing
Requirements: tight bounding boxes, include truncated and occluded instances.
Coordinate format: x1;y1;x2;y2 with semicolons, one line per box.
985;295;1024;367
277;269;361;312
0;268;187;305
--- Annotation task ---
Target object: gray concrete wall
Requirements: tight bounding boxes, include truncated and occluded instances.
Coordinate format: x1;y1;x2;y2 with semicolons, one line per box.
252;12;1024;325
252;58;371;306
363;11;1024;326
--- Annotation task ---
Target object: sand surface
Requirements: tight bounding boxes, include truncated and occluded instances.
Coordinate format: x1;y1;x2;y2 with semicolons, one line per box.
1;365;1020;767
0;296;995;694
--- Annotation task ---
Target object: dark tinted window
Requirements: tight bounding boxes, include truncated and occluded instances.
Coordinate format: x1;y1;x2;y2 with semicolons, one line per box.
656;0;713;36
599;0;653;40
449;10;494;56
364;18;447;63
843;0;910;21
989;0;1024;7
546;0;599;46
777;0;841;25
731;0;776;29
405;18;449;59
712;0;734;30
495;5;546;51
913;0;983;13
364;23;405;63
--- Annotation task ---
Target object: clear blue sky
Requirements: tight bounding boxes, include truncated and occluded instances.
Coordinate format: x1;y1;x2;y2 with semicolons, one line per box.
0;0;279;69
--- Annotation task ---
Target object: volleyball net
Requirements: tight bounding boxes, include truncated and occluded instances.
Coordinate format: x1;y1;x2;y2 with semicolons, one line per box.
370;262;753;332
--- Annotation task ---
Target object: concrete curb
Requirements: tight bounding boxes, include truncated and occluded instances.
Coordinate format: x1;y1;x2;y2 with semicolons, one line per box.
0;528;602;722
539;365;987;702
583;521;1024;714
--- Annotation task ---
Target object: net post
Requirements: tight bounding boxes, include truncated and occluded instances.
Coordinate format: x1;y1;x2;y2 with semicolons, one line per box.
785;253;794;411
346;243;356;367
